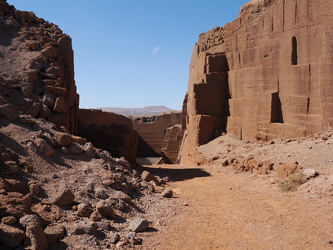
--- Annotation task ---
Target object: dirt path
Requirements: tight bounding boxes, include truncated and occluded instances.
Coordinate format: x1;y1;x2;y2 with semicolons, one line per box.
138;164;333;250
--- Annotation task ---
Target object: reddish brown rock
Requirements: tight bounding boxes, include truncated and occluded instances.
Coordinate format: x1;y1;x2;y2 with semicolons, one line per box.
34;138;54;157
78;109;138;163
54;96;67;113
133;112;182;162
180;0;333;164
53;132;72;147
0;224;25;248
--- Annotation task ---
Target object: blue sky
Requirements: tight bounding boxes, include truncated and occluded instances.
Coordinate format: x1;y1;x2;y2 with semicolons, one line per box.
8;0;249;110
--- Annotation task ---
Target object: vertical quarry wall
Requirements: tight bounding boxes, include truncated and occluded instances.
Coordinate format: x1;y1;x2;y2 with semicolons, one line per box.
181;0;333;163
133;112;182;163
0;2;79;134
77;109;138;163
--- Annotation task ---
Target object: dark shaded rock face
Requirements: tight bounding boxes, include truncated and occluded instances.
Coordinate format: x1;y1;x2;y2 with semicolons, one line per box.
180;0;333;164
77;109;138;163
0;0;79;133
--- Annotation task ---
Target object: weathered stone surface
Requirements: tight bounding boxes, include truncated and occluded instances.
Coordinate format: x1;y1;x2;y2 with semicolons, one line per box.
54;132;72;147
44;224;65;244
0;193;32;218
89;211;103;222
1;216;17;225
71;135;87;145
0;104;19;121
71;221;98;235
42;91;57;109
83;142;99;158
302;169;319;179
141;171;157;182
52;188;75;206
24;222;48;250
96;200;117;219
180;0;333;164
54;96;67;113
68;143;83;154
19;214;41;228
41;46;57;58
128;217;149;232
34;138;54;157
0;224;25;248
0;161;20;175
76;203;93;217
278;163;303;178
161;188;173;198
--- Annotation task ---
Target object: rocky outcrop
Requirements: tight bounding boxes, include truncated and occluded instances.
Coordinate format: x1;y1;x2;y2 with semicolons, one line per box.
181;0;333;163
161;125;182;163
77;109;138;163
0;0;79;134
132;112;182;162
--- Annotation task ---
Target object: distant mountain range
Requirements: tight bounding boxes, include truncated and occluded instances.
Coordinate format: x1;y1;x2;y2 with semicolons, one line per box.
98;106;179;117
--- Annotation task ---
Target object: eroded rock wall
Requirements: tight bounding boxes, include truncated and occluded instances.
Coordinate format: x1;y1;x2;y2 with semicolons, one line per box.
133;112;182;161
77;109;138;163
0;1;79;133
181;0;333;163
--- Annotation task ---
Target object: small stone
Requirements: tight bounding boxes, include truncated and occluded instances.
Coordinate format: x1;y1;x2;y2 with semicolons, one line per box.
72;222;98;235
116;241;128;248
128;218;149;233
0;224;25;248
83;142;99;158
34;138;54;157
54;132;72;147
53;188;75;206
77;203;93;217
19;214;41;229
71;135;87;145
147;184;155;192
1;216;17;225
141;171;157;182
0;103;19;121
51;173;59;178
60;147;68;154
25;222;48;250
110;232;120;244
96;200;117;219
68;143;83;154
90;211;103;222
44;224;65;244
302;169;318;178
27;142;37;153
182;202;189;206
95;188;108;199
54;96;67;113
161;188;173;198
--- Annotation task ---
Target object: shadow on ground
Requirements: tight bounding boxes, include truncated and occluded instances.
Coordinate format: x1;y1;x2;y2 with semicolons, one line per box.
137;165;211;182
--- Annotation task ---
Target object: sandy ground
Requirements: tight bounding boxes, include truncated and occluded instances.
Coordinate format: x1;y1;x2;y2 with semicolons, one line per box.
138;164;333;250
135;133;333;250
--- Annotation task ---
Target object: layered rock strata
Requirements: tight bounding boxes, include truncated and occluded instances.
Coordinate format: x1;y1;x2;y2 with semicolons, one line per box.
133;112;182;162
181;0;333;163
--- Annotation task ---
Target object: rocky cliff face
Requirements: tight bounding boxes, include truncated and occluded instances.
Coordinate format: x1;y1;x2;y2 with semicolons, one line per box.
133;112;182;163
0;0;79;134
181;0;333;164
77;109;138;163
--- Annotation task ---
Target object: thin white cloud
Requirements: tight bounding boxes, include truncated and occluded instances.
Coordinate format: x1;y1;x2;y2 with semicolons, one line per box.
152;46;160;54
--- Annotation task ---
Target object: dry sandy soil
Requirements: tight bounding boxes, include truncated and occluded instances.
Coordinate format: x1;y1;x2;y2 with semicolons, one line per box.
135;133;333;250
